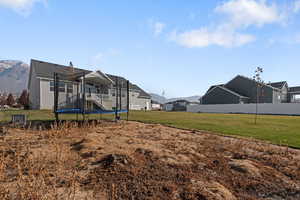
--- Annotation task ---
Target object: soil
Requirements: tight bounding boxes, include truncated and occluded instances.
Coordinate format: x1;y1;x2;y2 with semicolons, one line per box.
0;121;300;200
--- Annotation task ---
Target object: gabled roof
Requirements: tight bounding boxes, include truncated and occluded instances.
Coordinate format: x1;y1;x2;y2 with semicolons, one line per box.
165;99;190;104
29;59;151;98
227;75;280;91
151;100;162;104
215;86;249;98
85;71;114;85
206;84;224;94
267;81;287;89
202;85;249;99
31;59;90;79
289;86;300;93
131;84;151;98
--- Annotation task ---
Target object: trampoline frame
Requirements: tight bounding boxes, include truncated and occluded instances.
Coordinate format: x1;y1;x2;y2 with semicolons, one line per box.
53;70;130;121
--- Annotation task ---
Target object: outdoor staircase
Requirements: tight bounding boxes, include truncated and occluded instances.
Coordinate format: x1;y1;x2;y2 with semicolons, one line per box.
56;94;110;111
86;93;107;110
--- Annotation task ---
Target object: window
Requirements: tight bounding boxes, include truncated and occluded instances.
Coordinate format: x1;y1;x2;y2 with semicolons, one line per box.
294;94;300;100
50;81;54;91
112;93;116;97
59;82;65;92
103;88;109;94
67;83;73;93
50;81;65;92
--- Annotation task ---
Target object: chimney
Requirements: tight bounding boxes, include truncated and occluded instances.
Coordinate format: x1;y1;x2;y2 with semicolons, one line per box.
69;61;74;73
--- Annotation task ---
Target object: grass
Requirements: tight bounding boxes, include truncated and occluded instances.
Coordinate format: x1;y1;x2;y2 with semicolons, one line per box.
1;110;300;148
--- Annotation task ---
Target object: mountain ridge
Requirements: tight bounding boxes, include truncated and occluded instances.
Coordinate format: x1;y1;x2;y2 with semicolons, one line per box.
0;60;29;94
0;60;201;101
150;93;201;104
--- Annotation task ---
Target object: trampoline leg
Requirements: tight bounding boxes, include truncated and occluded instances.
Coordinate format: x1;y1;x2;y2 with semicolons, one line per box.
55;112;59;122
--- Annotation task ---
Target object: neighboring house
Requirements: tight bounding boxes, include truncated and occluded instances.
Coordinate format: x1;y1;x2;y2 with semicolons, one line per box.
28;59;151;110
151;100;162;110
164;100;190;111
189;101;200;106
200;75;298;105
288;87;300;103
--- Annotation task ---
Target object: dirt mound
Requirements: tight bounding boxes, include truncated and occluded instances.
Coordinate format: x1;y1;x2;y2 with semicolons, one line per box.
189;179;237;200
229;159;261;177
92;154;130;167
0;126;7;136
1;121;300;199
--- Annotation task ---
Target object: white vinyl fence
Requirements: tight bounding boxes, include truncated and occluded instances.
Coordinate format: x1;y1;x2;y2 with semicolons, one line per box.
187;103;300;115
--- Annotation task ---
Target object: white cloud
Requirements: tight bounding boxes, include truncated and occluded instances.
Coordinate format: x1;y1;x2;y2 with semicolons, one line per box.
294;0;300;13
171;26;255;48
171;0;287;48
215;0;284;28
0;0;46;15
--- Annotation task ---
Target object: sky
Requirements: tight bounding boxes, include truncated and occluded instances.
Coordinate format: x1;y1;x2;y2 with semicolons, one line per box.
1;0;300;98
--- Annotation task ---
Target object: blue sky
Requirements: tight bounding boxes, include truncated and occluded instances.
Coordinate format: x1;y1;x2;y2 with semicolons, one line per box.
1;0;300;98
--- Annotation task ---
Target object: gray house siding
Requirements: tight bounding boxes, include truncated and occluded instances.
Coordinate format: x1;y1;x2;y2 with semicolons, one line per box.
202;87;241;105
272;90;282;104
28;59;151;110
225;76;274;103
39;79;83;110
281;83;288;103
202;76;297;105
28;63;40;109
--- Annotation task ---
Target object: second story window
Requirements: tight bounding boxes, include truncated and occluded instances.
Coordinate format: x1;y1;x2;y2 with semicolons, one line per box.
67;83;73;93
50;81;65;92
59;82;65;92
50;81;54;91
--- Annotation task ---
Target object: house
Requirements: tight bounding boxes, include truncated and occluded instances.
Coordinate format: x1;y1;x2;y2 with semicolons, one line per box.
163;100;190;111
201;75;299;105
151;100;162;110
288;87;300;103
28;59;151;110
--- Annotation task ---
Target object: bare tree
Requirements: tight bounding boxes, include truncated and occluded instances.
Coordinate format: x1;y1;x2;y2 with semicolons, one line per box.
253;67;264;124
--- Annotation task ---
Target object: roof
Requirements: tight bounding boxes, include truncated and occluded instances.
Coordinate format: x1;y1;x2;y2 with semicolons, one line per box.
267;81;287;89
85;71;114;85
206;84;224;94
31;59;90;79
29;59;151;99
289;86;300;93
202;85;249;99
131;84;151;98
151;100;161;104
165;99;190;104
215;86;249;98
229;75;280;91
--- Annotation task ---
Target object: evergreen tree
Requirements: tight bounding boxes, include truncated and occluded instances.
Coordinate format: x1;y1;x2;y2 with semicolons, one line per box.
0;95;5;106
6;93;15;106
18;90;29;106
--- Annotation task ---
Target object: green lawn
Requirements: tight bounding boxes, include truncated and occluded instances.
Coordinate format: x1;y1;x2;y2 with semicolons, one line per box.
1;110;300;148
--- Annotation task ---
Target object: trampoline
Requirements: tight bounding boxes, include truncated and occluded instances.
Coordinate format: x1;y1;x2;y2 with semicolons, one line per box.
53;66;130;121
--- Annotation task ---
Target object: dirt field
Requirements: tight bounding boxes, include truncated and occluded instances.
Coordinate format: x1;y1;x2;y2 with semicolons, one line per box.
1;121;300;200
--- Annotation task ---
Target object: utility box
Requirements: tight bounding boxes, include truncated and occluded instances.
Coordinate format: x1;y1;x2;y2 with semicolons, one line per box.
11;114;27;125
